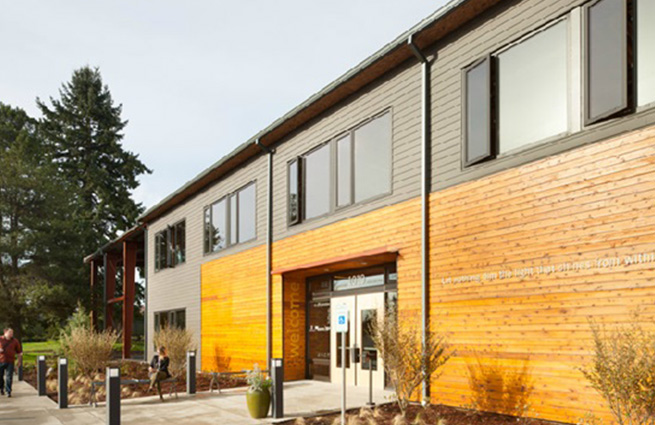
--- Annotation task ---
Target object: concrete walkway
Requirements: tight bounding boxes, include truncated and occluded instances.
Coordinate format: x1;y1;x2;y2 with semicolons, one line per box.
0;379;392;424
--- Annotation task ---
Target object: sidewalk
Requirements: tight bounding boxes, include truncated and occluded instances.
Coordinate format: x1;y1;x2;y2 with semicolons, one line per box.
0;379;392;424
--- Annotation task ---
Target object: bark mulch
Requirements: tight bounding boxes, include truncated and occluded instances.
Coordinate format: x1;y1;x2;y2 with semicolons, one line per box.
282;403;565;425
23;360;246;405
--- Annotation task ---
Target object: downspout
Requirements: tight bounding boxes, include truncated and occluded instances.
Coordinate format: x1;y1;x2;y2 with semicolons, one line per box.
143;226;149;363
256;139;275;371
408;33;431;405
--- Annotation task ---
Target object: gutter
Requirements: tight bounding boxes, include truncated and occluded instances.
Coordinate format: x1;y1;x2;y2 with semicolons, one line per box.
256;139;275;370
408;33;431;406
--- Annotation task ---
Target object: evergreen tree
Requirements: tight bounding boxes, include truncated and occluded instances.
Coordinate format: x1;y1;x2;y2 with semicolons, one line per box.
0;103;79;340
37;66;151;255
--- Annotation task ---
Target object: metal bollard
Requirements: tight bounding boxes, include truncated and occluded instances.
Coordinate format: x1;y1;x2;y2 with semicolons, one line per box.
37;356;47;396
58;358;68;409
106;367;121;425
17;363;23;381
271;358;284;419
186;351;196;395
366;351;375;407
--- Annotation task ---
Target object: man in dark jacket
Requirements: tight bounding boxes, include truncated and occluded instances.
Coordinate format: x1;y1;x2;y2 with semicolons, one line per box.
0;328;22;397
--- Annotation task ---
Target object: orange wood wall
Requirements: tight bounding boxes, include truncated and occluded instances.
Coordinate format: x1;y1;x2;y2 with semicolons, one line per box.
200;126;655;423
429;127;655;423
283;275;306;380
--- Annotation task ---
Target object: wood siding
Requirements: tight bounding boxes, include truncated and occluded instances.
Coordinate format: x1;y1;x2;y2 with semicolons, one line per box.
201;125;654;423
429;126;655;422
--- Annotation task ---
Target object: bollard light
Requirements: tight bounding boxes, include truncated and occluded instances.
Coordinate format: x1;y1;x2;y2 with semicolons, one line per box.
107;367;121;425
186;351;196;395
37;356;47;396
58;358;68;409
272;358;284;419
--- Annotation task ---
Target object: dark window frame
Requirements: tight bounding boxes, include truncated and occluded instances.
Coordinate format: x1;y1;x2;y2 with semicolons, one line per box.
154;219;186;273
583;0;633;126
462;55;497;168
203;181;257;255
154;308;186;332
288;109;393;227
287;158;302;225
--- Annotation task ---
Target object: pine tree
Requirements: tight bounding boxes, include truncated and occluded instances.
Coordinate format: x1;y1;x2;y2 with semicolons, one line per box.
37;66;151;254
0;103;79;339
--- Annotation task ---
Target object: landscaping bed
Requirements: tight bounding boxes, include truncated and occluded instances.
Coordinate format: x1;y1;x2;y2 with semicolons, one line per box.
284;404;561;425
23;360;247;405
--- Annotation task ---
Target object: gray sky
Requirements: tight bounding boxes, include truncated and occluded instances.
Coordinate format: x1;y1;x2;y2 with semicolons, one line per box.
0;1;446;210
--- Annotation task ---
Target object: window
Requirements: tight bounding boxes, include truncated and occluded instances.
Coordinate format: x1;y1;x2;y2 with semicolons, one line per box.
288;111;393;225
237;183;256;242
154;309;186;332
498;20;569;152
154;220;185;272
288;159;301;225
585;0;630;124
464;57;494;165
336;135;352;207
173;221;185;265
353;113;392;202
303;143;331;220
638;0;655;106
204;182;256;254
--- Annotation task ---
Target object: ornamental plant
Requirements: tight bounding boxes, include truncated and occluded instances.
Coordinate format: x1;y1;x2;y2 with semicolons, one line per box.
153;326;196;378
246;363;272;392
370;308;451;416
581;317;655;425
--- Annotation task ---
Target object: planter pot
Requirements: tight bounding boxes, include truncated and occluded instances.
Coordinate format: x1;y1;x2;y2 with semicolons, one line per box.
246;387;271;419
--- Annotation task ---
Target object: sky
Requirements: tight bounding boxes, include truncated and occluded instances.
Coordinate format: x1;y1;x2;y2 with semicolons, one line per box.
0;0;447;210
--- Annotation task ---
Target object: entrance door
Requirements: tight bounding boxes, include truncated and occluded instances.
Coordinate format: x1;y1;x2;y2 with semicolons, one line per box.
330;292;385;389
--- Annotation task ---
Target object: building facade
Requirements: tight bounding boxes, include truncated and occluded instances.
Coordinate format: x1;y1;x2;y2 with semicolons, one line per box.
88;0;655;421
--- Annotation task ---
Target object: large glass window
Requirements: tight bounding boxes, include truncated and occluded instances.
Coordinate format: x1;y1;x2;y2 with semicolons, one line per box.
354;113;392;202
304;144;331;220
638;0;655;106
464;58;493;165
173;221;185;265
204;182;256;253
210;198;226;252
498;20;568;153
586;0;629;123
155;220;185;271
154;308;186;332
336;135;352;207
288;160;301;224
289;111;393;225
237;183;256;243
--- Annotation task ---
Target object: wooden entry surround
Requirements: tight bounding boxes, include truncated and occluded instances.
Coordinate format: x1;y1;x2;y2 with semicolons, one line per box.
275;248;398;381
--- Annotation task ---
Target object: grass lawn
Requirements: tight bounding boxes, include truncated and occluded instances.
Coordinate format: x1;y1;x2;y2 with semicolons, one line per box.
22;340;61;366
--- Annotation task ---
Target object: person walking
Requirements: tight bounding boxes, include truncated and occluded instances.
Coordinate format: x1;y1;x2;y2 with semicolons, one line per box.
0;328;23;397
148;346;170;401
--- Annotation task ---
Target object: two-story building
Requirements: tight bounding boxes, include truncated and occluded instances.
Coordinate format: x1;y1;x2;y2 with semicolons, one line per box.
86;0;655;421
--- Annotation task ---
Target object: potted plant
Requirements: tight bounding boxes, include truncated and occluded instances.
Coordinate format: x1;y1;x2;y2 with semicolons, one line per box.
245;363;272;418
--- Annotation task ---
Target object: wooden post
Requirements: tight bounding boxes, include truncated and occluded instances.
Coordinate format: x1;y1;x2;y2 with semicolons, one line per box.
122;241;137;359
90;260;99;331
104;253;117;330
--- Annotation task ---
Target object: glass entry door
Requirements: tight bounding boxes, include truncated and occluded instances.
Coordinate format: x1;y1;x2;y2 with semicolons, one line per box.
330;292;385;389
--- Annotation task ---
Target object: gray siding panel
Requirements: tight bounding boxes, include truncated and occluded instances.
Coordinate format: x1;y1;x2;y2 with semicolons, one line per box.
146;155;268;368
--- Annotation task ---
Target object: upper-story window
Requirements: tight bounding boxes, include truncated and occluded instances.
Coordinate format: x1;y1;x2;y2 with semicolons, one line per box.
288;110;392;225
204;182;256;254
154;219;185;272
463;0;655;167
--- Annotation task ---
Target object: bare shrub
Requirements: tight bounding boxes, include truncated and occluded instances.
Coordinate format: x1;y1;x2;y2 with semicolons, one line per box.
370;308;451;415
61;326;118;380
466;352;533;417
581;319;655;425
153;326;196;378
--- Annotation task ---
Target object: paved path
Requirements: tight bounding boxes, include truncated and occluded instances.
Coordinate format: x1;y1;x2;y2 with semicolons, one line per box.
0;379;392;424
